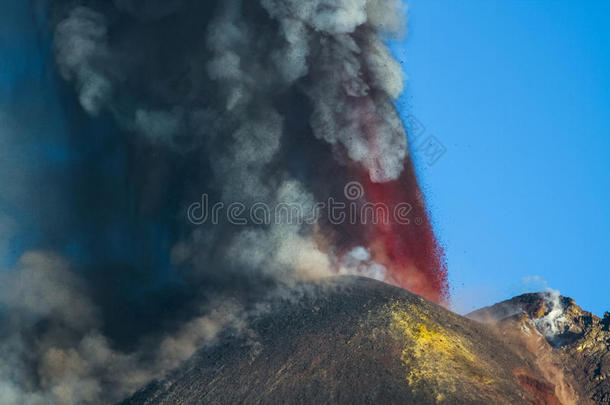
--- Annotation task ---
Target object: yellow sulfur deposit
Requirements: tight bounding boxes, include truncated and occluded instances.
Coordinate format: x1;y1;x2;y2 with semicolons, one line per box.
389;302;494;401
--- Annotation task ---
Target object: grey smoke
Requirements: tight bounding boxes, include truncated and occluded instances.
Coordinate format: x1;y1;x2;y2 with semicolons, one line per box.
54;6;111;115
1;0;413;403
0;251;250;405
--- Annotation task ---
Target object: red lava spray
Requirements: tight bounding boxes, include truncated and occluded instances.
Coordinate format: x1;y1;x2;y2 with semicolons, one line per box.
359;164;449;304
340;96;449;304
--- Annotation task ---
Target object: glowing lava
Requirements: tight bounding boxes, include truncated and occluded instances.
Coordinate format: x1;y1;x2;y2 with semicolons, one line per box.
358;163;449;304
343;93;449;303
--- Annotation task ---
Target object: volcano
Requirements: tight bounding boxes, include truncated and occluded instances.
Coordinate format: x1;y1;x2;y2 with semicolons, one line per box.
118;277;609;404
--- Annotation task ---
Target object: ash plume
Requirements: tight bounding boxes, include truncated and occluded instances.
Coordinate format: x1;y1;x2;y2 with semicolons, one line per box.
0;0;448;403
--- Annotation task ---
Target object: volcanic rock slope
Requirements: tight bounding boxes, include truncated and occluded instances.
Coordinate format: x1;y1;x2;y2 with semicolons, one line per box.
120;276;593;405
470;292;610;404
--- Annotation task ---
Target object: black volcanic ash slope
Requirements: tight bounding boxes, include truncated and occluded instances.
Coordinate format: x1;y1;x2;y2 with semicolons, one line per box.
120;277;563;405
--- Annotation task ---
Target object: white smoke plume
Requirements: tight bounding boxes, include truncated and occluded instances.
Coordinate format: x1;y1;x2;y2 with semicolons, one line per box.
521;276;568;343
534;288;567;344
338;246;388;281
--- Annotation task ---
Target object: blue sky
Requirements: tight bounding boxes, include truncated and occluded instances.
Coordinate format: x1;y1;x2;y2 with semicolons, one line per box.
390;0;610;315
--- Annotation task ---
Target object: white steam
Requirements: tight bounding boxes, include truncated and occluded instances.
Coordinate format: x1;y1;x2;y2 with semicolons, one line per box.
338;246;388;281
534;288;567;343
